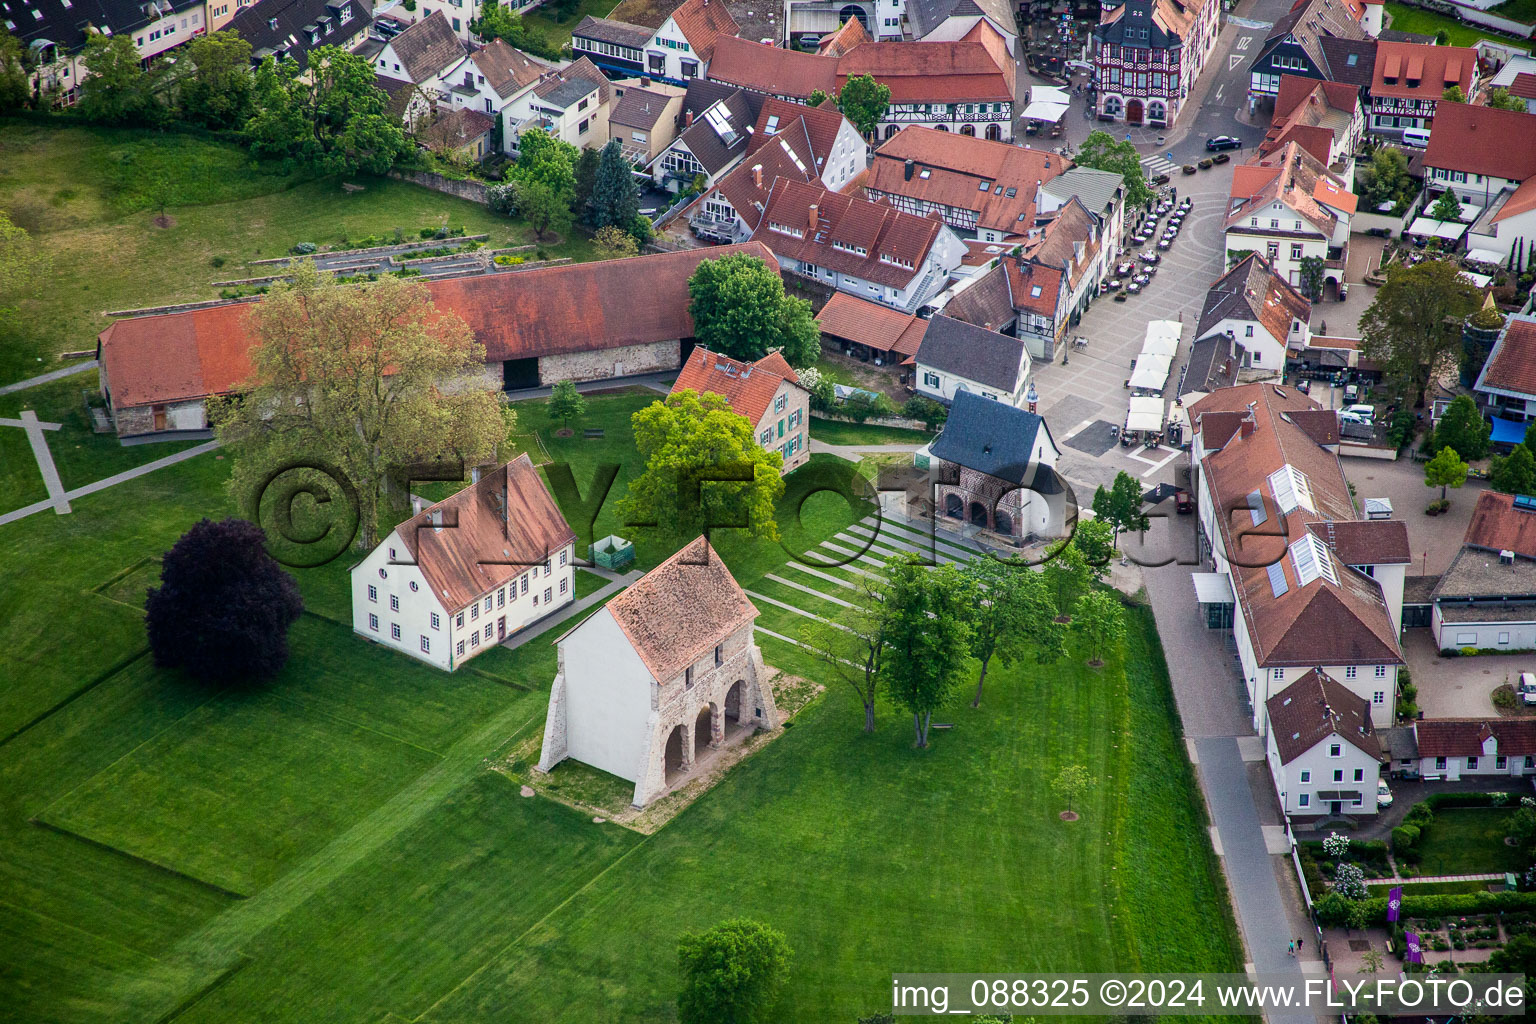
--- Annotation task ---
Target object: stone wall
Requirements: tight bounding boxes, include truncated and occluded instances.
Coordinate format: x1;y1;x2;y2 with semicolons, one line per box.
387;169;492;206
536;340;681;384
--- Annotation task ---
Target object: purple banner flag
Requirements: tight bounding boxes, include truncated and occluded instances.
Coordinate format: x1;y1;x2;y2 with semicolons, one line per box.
1404;931;1424;964
1387;886;1403;923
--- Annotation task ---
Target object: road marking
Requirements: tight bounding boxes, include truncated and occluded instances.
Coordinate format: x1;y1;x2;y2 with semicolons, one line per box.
1215;84;1224;101
1059;417;1097;442
1229;54;1246;71
1139;447;1184;479
1236;34;1252;50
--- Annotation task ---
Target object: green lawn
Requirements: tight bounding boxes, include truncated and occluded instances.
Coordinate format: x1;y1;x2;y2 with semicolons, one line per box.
522;0;624;46
1383;2;1531;46
573;568;611;598
808;417;936;447
1415;807;1528;875
1491;0;1536;26
1370;879;1495;896
0;382;1240;1021
0;122;595;385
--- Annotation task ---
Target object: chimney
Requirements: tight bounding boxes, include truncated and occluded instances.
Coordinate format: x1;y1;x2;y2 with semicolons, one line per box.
752;163;763;188
904;157;914;181
808;203;819;230
685;110;694;126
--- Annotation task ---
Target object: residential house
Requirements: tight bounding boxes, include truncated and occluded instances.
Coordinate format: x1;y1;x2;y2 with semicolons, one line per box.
1428;490;1536;652
1473;313;1536;428
1194;253;1313;376
501;56;612;156
905;0;1020;52
1423;103;1536;263
1225;140;1356;295
418;107;496;161
411;0;495;40
1018;197;1108;340
680;97;866;243
670;348;811;473
1188;383;1406;736
784;0;904;47
536;536;779;808
1412;719;1536;781
1489;54;1536;114
1037;166;1127;252
374;11;465;116
572;0;738;85
1261;75;1365;179
652;83;765;193
1369;40;1477;139
913;314;1033;406
864;127;1066;242
611;85;687;165
95;243;782;437
1496;71;1536;114
1093;0;1221;127
817;292;932;364
706;24;1016;142
435;39;557;120
570;16;653;78
750;178;967;312
922;390;1066;543
349;457;577;671
230;0;370;66
13;0;211;104
1246;0;1368;107
1265;669;1383;817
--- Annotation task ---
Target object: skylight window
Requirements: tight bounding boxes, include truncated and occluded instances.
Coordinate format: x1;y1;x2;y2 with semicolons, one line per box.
1247;491;1267;527
1030;285;1042;297
1289;534;1338;587
919;169;931;179
1266;561;1289;598
764;114;780;134
978;181;991;191
1267;464;1315;515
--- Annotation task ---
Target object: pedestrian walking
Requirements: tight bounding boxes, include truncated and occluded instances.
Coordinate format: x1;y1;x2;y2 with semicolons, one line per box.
1287;941;1296;957
1296;936;1305;953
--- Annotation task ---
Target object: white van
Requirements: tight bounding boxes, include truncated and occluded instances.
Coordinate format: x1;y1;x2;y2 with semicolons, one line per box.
1343;404;1377;421
1401;127;1431;149
1520;672;1536;705
1339;411;1372;428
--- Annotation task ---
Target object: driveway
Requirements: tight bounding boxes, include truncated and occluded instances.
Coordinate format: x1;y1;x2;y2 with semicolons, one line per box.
1407;628;1536;719
1340;458;1486;576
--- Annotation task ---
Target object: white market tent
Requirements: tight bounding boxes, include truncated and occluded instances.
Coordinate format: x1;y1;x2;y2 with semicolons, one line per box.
1407;217;1469;241
1126;395;1165;432
1140;320;1181;358
1022;99;1070;122
1029;85;1071;105
1466;247;1506;266
1129;352;1174;392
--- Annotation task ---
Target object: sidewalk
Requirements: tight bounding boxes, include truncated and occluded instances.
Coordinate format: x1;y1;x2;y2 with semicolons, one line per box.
0;359;97;396
498;567;642;651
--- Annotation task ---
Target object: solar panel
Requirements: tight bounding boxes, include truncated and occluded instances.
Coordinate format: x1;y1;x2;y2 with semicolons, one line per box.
1514;494;1536;513
1267;561;1289;598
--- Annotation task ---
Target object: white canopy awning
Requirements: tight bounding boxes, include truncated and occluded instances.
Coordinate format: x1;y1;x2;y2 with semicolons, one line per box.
1141;320;1181;358
1029;85;1071;105
1466;247;1506;266
1407;216;1469;241
1022;99;1070;122
1126;395;1164;432
1192;572;1235;604
1129;352;1174;391
1462;270;1492;289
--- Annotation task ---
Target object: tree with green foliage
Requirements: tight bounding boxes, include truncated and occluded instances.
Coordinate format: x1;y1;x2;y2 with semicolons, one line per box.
837;73;890;136
1358;258;1480;406
1429;188;1463;223
592;224;639;259
1043;540;1092;617
1071;518;1117;575
590;138;640;231
514;178;572;240
676;918;792;1024
211;265;508;547
801;573;888;732
1489;444;1536;496
1525;419;1536;457
1490;935;1536;1007
0;28;29;112
1441;85;1465;104
882;558;972;747
957;557;1061;707
1073;129;1153;207
245;48;407;175
619;390;786;542
1071;589;1126;666
807;88;830;107
178;30;255;129
1431;394;1490;460
547;379;586;432
1424;446;1469;502
470;2;559;60
1487;87;1526;111
1052;764;1093;816
513;126;578;194
687;252;821;367
1357;147;1411;212
0;210;49;308
1091;471;1149;543
572;146;600;222
78;31;167;125
1299;255;1326;300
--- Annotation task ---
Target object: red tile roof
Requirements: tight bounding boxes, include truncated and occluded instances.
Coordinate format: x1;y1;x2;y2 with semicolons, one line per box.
1371;40;1475;101
1476;315;1536;398
1309;519;1412;565
1509;72;1536;99
1495;175;1536;224
1196;253;1312;347
1464;490;1536;558
1263;76;1359;164
1422;101;1536;182
604;537;758;683
1004;258;1064;316
703;132;820;231
669;347;801;424
1226;141;1354;238
746;96;852;174
867;127;1064;235
668;0;738;63
97;243;779;409
817;292;931;357
817;16;869;56
750;177;946;290
395;456;577;613
707;36;839;99
1266;669;1381;765
1415;718;1536;758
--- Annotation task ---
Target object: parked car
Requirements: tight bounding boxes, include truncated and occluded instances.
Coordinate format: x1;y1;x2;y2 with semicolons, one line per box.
1343;404;1376;421
1520;671;1536;705
1295;378;1311;394
1344;384;1360;403
1175;490;1193;514
1205;136;1242;151
1377;779;1394;808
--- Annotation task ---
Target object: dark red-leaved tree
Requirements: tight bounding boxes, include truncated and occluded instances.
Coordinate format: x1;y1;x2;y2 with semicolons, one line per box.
145;517;303;682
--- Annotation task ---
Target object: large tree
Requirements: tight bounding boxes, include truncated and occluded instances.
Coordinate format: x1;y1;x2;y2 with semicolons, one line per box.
1487;87;1527;111
799;573;888;731
1073;129;1153;207
178;30;255;129
1428;188;1463;224
1070;517;1117;574
1430;394;1490;461
1357;147;1411;211
546;379;586;433
1043;540;1092;617
0;28;28;112
145;518;303;681
0;210;49;304
1424;446;1468;502
245;48;407;175
1070;589;1126;667
687;253;820;367
514;178;572;240
1358;259;1480;406
958;557;1062;707
513;127;578;195
676;919;792;1024
590;138;640;231
470;2;558;60
618;390;786;542
882;557;972;748
212;265;508;547
1090;471;1149;543
836;74;890;137
78;32;167;125
1490;445;1536;496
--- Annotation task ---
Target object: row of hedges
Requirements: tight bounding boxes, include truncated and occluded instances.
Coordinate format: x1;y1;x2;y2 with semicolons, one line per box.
1299;838;1390;865
1316;890;1536;927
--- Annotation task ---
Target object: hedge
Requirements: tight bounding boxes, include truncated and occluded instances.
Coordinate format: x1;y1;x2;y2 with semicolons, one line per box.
1300;838;1390;865
1316;890;1536;926
1423;792;1519;810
